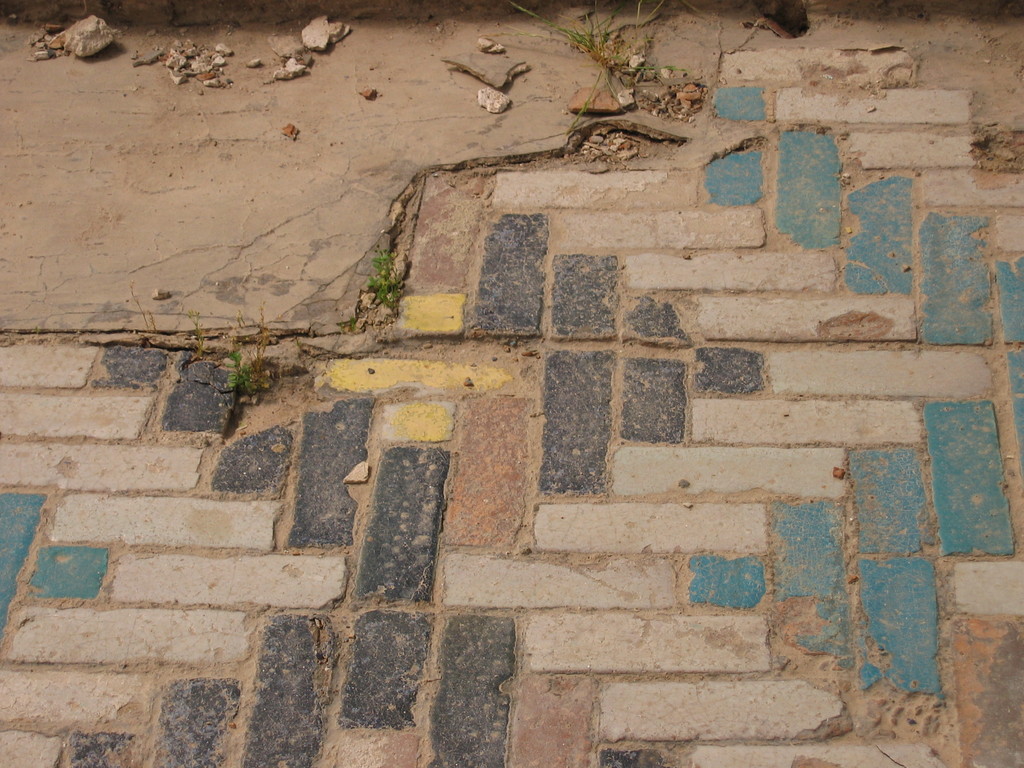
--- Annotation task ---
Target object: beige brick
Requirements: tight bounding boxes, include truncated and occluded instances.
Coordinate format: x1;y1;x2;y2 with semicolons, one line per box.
0;670;152;724
52;495;278;549
923;170;1024;207
691;399;922;445
321;731;420;768
534;503;766;554
721;49;914;87
766;349;992;397
110;553;347;608
0;443;202;491
0;393;151;439
493;170;678;209
776;89;971;125
995;215;1024;251
953;562;1024;615
524;614;769;673
7;607;249;664
848;132;973;169
0;345;97;388
689;745;947;768
441;553;676;609
0;731;62;768
613;446;846;497
696;296;917;341
554;209;764;252
599;680;844;741
624;251;836;291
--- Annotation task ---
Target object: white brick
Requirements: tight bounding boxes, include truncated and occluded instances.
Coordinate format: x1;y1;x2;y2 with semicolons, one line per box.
848;132;973;169
613;446;846;497
0;443;201;491
52;495;278;549
110;554;347;608
953;562;1024;615
721;48;914;87
0;670;151;724
767;349;992;397
0;393;151;439
696;296;917;341
492;170;678;209
534;503;766;553
554;209;764;251
0;731;62;768
624;251;836;291
995;215;1024;251
600;680;844;741
923;170;1024;207
524;613;769;673
0;346;97;388
441;553;675;609
689;745;947;768
691;399;922;445
7;607;249;664
776;89;971;125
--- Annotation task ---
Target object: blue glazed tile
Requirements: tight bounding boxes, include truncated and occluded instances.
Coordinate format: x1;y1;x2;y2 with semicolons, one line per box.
713;87;766;121
1015;396;1024;481
30;546;108;599
921;213;992;345
859;558;941;694
705;152;764;206
925;401;1013;555
0;494;45;640
849;449;925;554
996;259;1024;342
1009;349;1024;395
689;555;766;609
846;177;913;294
777;132;841;250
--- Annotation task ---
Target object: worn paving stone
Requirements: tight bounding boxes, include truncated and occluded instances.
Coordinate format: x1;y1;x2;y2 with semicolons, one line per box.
859;557;940;694
92;346;167;389
713;86;765;120
848;131;974;169
243;614;334;768
624;296;690;344
953;562;1024;615
925;401;1012;555
626;251;837;293
430;615;515;768
409;175;481;292
996;258;1024;342
30;545;108;599
540;351;614;495
688;745;947;768
621;358;685;443
0;670;152;725
920;213;992;345
162;357;235;434
339;610;431;729
212;425;293;494
705;151;763;206
551;254;618;339
600;749;671;768
846;176;913;294
695;347;763;394
510;676;595;768
776;88;971;124
0;493;44;639
689;555;766;609
922;169;1024;206
355;446;449;602
493;170;674;210
556;209;765;251
69;732;137;768
995;214;1024;251
0;731;62;768
156;678;240;768
472;213;548;336
722;49;914;87
290;398;373;548
777;131;841;249
0;345;97;388
850;449;926;554
0;392;151;440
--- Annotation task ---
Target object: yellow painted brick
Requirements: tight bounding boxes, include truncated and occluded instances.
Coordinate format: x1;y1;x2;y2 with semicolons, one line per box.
399;294;466;334
383;402;455;442
321;359;512;393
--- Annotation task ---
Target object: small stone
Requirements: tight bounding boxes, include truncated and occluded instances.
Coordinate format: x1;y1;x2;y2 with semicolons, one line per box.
344;461;370;484
152;289;171;300
617;88;636;108
170;72;188;85
214;43;233;55
268;34;304;60
302;16;349;51
201;77;227;88
211;54;226;66
478;87;511;114
273;57;307;80
568;87;623;115
628;53;646;69
245;57;263;68
477;36;505;54
359;87;378;100
62;15;115;58
833;467;846;479
33;49;54;60
132;48;163;66
282;123;299;140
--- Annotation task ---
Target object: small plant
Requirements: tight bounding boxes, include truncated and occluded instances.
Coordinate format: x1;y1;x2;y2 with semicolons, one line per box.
187;310;207;359
227;308;271;395
367;248;403;310
130;282;157;333
339;316;359;333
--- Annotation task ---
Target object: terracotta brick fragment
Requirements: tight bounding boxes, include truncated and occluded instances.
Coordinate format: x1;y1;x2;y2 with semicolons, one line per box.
509;676;595;768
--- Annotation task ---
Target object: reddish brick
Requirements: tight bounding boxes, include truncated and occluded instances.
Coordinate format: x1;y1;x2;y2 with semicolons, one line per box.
446;398;530;547
408;175;484;292
510;676;595;768
954;618;1024;768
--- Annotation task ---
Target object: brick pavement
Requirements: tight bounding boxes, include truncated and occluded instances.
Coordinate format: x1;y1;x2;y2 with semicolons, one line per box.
1;46;1023;768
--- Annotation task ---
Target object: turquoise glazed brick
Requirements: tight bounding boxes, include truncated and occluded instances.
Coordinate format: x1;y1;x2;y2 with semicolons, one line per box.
689;555;765;609
714;87;766;121
1009;349;1024;395
30;546;108;599
1014;396;1024;481
850;449;926;554
859;558;941;694
996;259;1024;342
846;177;913;294
925;401;1013;555
921;213;992;345
0;494;45;639
777;132;841;249
705;152;764;206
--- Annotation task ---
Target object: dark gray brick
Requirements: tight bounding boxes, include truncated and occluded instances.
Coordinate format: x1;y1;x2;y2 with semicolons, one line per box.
625;296;691;344
243;615;335;768
69;732;136;768
157;678;240;768
355;446;449;602
162;356;235;434
339;610;431;729
289;399;374;548
695;347;764;394
430;615;515;768
621;358;686;443
472;214;547;336
92;346;167;389
600;749;670;768
540;351;613;495
551;254;618;338
213;425;293;495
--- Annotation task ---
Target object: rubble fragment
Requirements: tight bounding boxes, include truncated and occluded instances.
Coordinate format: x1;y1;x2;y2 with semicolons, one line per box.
477;36;506;54
161;39;232;88
61;15;115;58
282;123;300;140
568;87;623;115
302;16;350;51
272;57;308;80
246;58;263;68
359;88;378;100
442;54;529;88
132;48;164;66
477;87;511;114
268;35;305;60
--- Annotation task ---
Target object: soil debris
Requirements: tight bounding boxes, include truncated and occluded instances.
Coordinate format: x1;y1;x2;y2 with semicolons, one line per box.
164;39;234;87
635;82;706;121
972;126;1024;173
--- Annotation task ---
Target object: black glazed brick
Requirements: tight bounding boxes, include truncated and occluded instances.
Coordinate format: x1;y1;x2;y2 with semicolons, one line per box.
600;749;670;768
93;346;167;389
472;214;548;336
621;358;686;443
156;678;240;768
625;296;691;344
695;347;764;394
162;356;234;434
551;254;618;338
213;425;293;494
69;732;136;768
